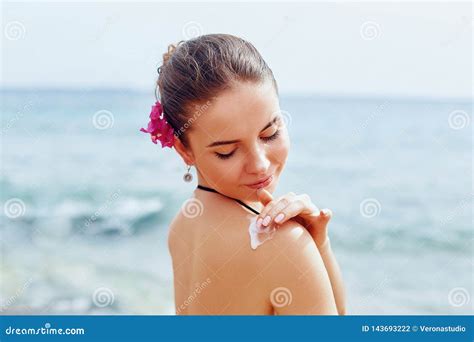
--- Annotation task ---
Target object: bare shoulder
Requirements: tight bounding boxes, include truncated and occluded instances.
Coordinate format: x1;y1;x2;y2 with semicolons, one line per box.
167;194;257;267
167;194;338;314
247;220;322;272
252;220;339;315
168;196;274;314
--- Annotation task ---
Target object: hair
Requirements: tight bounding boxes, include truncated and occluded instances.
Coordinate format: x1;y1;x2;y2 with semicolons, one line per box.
155;33;278;148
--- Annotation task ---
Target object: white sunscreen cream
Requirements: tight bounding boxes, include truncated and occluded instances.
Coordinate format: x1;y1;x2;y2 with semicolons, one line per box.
248;215;276;250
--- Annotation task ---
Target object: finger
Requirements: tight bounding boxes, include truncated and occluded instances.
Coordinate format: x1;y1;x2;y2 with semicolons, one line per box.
272;200;307;225
256;188;273;206
263;194;296;227
257;199;276;228
255;189;274;228
319;208;333;222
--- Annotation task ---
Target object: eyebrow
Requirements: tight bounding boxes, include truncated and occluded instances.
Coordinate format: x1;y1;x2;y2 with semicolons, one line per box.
206;116;279;148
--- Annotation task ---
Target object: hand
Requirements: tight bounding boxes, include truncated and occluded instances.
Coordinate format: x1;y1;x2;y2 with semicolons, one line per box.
256;188;332;248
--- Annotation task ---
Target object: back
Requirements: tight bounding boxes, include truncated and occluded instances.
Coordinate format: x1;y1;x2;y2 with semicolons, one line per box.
168;191;337;315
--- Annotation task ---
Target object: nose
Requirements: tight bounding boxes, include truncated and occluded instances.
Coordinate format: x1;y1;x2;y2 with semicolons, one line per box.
245;144;270;175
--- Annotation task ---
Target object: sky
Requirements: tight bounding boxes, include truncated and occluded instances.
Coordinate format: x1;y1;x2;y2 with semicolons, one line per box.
1;1;472;99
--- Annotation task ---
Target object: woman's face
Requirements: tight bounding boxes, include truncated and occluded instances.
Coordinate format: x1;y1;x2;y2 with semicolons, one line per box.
181;80;290;203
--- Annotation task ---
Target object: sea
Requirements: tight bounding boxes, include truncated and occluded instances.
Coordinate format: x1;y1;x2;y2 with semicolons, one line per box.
0;89;472;315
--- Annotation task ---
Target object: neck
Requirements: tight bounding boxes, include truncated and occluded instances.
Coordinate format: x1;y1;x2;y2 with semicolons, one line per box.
196;173;264;212
244;200;264;212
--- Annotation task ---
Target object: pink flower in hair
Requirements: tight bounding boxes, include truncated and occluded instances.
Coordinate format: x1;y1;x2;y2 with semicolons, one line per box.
140;100;175;148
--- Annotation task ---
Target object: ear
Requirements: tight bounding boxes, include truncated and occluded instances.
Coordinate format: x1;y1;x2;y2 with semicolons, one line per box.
174;137;195;166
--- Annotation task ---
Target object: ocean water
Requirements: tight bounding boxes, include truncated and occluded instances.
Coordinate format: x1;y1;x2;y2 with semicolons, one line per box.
0;89;472;315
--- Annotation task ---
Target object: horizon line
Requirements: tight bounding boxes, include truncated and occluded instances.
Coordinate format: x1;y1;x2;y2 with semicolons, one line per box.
1;86;472;103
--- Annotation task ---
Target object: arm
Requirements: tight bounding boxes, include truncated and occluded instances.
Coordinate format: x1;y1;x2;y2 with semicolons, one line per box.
254;188;346;314
263;223;338;315
316;237;347;315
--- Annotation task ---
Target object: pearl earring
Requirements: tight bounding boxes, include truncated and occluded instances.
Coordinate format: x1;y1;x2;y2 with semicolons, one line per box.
183;165;193;182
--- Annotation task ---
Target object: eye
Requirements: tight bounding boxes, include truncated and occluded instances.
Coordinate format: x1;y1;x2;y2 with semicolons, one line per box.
214;128;281;160
215;150;236;160
261;129;280;142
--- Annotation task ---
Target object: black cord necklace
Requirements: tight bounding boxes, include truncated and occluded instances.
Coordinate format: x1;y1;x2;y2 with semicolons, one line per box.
196;184;260;215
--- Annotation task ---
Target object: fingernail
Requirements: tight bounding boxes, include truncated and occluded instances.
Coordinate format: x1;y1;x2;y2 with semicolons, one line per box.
256;217;263;228
262;215;271;226
274;213;285;223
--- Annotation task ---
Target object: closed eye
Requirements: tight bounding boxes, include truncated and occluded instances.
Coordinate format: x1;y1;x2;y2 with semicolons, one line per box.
214;129;281;160
215;150;235;160
261;129;280;142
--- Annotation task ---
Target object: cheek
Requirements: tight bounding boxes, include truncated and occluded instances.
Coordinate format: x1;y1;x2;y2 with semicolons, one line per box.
201;156;242;185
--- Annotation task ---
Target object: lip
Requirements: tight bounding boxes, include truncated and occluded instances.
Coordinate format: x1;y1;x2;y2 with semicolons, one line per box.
245;175;273;189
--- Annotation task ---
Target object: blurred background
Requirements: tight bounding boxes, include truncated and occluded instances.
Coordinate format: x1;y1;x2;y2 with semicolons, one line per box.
1;1;472;315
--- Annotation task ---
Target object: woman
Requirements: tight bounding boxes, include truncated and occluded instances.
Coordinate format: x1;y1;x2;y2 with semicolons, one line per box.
140;34;346;315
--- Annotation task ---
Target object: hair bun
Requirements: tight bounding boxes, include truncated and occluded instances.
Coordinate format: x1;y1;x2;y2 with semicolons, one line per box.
163;43;177;65
154;34;277;148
